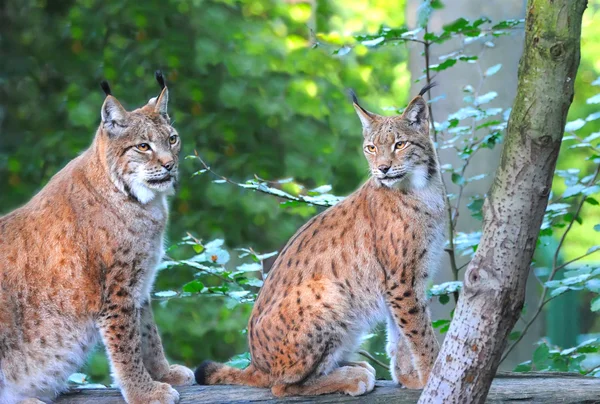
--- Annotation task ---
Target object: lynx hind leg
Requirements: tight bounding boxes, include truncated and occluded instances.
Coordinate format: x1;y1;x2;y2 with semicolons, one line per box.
271;349;375;397
340;361;376;377
271;366;375;397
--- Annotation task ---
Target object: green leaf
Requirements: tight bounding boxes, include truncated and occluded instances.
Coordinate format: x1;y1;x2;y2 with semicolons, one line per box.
484;64;502;77
586;197;599;206
451;172;465;185
431;0;444;9
563;184;585;199
417;1;433;28
587;94;600;104
443;17;469;33
533;343;550;370
226;352;251;369
429;281;463;296
467;198;484;220
514;361;532;372
585;279;600;293
155;290;178;298
509;331;521;341
235;263;262;273
182;280;205;293
492;19;524;30
428;58;457;72
474;91;498;106
192;244;205;254
432;319;451;328
591;296;600;312
549;286;570;298
550;356;569;372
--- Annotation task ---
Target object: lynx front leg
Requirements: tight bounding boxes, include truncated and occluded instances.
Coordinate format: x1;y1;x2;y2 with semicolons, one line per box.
98;301;179;404
386;284;439;388
385;311;420;385
140;299;194;386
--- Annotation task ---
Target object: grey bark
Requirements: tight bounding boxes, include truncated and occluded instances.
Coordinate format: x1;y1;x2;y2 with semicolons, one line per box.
418;0;587;402
56;373;600;404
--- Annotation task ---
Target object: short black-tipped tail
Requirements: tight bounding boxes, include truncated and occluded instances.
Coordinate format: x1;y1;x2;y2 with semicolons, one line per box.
194;361;270;387
195;361;221;385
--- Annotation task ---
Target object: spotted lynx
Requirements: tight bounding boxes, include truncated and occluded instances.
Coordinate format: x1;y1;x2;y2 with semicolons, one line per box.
195;85;445;396
0;72;194;404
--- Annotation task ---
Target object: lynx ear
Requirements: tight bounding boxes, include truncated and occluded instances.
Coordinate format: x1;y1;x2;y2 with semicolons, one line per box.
154;86;169;118
402;96;429;131
349;89;376;130
101;95;127;133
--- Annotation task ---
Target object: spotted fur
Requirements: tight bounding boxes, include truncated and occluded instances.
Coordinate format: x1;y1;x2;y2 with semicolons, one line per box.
0;76;193;404
195;88;446;396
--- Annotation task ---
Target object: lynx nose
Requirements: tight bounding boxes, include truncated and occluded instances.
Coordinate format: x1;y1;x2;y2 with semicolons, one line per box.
162;160;175;171
378;165;390;174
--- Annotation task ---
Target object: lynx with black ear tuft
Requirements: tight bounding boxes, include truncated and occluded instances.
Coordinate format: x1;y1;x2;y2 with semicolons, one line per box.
193;86;446;398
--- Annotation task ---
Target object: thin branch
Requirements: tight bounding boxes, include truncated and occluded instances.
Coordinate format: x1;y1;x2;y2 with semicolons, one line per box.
422;25;460;303
451;43;489;228
192;152;303;204
357;349;390;371
552;249;600;274
584;364;600;375
500;295;557;363
551;165;600;272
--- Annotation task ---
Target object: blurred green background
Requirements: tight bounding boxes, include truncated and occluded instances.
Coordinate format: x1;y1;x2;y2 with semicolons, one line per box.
1;0;599;383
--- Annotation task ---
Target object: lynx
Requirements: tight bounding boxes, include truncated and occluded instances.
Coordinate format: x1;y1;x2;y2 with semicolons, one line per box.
195;84;445;396
0;72;194;404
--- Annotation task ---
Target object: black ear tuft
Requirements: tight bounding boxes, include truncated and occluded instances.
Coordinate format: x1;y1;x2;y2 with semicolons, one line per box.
100;80;112;96
418;82;437;97
155;70;166;90
347;88;360;105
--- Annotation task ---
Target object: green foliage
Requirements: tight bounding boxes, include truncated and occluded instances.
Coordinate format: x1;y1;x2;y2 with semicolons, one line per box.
515;339;600;374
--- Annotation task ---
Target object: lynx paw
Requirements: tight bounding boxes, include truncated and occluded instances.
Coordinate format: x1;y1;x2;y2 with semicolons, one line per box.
160;364;195;386
397;373;426;389
344;367;376;396
125;381;180;404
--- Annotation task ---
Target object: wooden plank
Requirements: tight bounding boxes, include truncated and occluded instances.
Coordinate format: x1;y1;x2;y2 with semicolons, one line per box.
56;373;600;403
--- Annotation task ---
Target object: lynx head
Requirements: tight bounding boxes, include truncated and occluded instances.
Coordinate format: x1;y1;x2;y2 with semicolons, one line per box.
98;71;180;204
352;84;439;190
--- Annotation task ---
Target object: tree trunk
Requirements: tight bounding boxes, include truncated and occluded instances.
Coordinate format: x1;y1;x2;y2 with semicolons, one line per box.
418;0;587;403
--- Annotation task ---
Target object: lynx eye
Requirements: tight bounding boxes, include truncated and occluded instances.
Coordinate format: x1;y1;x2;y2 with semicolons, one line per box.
169;135;178;145
136;143;151;152
395;141;408;150
365;145;376;153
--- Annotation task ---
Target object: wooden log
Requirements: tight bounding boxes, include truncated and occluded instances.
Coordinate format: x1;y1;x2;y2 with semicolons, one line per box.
56;373;600;403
